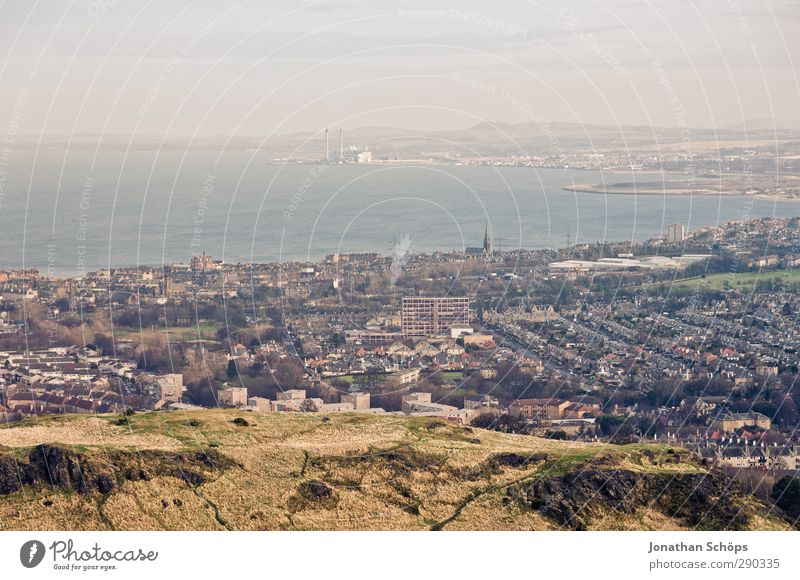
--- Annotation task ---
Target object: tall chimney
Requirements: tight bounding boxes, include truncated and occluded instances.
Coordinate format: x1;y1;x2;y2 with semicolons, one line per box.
339;128;344;161
324;128;329;161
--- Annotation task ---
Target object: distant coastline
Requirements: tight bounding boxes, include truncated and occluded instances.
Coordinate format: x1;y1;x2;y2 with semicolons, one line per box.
564;184;723;196
565;179;800;201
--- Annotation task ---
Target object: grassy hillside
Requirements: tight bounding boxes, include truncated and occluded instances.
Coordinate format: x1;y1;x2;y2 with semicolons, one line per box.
0;410;791;531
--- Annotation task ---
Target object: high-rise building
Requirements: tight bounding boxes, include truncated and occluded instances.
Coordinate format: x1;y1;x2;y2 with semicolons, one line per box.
666;224;686;243
402;297;470;337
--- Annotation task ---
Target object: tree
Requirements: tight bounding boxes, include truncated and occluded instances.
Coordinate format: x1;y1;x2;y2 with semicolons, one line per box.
93;333;115;356
426;371;446;386
596;415;636;439
772;475;800;519
268;359;305;389
185;380;221;407
227;359;239;380
752;401;778;420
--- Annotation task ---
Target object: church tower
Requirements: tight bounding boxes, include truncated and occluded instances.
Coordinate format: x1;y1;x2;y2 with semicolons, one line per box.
483;224;491;254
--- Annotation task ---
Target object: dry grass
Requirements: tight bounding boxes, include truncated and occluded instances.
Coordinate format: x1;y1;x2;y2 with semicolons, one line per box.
0;410;791;531
0;416;182;450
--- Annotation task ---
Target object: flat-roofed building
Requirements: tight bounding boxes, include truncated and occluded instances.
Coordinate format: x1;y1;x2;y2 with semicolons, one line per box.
218;386;248;407
248;396;272;412
341;392;370;410
276;389;307;401
402;297;470;337
509;398;572;420
141;373;184;407
401;391;431;413
392;368;421;385
402;391;459;415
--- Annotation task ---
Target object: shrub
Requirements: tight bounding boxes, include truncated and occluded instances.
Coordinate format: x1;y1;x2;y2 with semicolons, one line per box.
773;475;800;518
546;430;568;440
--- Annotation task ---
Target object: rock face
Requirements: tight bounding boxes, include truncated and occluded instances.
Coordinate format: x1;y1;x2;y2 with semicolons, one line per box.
0;445;234;497
508;469;754;530
29;445;116;494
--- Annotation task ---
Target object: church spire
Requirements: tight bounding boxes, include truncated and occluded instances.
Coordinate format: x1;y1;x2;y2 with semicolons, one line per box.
483;223;491;254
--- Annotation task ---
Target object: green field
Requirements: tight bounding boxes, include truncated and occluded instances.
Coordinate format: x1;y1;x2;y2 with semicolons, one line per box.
659;270;800;292
112;322;220;341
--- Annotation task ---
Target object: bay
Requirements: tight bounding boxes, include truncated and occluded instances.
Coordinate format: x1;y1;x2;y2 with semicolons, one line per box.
0;150;794;276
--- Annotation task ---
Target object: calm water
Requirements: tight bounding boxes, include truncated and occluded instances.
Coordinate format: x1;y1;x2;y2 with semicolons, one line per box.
0;150;795;276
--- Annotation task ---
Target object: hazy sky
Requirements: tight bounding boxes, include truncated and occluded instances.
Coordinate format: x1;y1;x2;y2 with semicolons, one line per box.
1;0;798;137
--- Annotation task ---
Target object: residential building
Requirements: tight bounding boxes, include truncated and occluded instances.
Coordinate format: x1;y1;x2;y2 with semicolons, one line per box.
392;368;421;385
248;396;272;412
276;389;307;401
509;398;572;420
711;412;772;433
401;391;458;415
666;224;686;243
402;296;470;337
218;386;248;407
140;373;184;407
341;392;370;410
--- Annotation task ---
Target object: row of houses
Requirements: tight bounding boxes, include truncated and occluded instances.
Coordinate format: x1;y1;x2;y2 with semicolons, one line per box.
1;347;186;420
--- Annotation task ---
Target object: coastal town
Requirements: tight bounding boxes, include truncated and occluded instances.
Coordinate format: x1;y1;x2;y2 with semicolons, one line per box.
2;216;800;482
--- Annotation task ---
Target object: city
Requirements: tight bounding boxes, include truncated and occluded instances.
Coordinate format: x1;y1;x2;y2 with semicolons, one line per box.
3;217;800;495
2;1;800;566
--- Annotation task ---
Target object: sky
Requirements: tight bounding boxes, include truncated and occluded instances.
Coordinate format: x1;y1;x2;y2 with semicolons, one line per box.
0;0;798;137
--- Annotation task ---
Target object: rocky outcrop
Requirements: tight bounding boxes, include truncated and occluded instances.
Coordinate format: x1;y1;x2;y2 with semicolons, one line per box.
288;480;339;512
507;469;754;530
0;445;235;497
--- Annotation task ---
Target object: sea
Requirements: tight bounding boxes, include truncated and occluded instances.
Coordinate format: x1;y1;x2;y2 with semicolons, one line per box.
0;149;796;277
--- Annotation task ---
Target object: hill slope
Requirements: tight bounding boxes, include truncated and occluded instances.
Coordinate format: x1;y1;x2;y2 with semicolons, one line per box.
0;410;790;531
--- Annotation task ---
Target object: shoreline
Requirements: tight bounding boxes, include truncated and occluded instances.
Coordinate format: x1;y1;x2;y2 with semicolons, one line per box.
564;184;800;202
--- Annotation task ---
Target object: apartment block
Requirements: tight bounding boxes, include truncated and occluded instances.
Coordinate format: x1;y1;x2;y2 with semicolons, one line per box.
401;296;470;337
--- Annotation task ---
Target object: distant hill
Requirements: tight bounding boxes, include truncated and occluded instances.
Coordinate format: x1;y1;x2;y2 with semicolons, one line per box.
0;411;791;530
723;118;800;132
19;119;799;158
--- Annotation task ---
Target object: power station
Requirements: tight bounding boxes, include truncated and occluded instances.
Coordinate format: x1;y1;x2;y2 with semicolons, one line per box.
323;128;371;163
